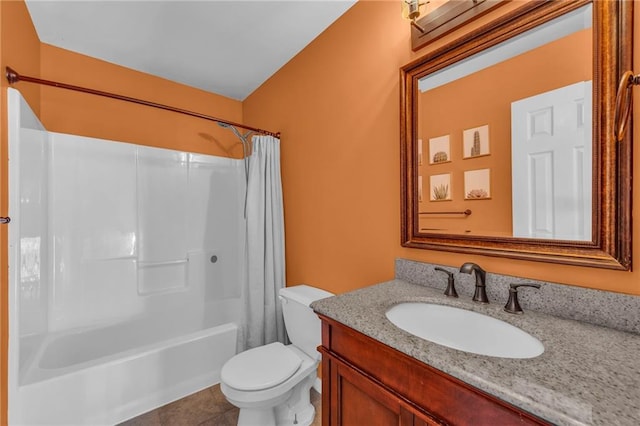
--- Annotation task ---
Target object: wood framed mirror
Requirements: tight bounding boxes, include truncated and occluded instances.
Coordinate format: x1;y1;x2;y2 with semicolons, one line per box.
400;0;633;270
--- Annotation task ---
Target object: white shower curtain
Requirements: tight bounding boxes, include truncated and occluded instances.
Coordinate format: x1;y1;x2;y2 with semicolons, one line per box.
242;135;286;350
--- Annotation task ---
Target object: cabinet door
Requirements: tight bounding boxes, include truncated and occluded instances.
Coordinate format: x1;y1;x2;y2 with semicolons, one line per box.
329;357;441;426
320;317;550;426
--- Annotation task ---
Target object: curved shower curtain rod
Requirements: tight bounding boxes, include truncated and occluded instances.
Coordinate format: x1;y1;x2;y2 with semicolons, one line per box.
5;66;281;138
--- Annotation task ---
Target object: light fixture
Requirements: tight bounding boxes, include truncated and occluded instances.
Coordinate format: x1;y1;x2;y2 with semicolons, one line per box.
401;0;429;33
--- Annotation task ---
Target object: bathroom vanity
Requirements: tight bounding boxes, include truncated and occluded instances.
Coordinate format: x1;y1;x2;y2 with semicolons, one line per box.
312;278;640;425
317;314;547;425
314;0;640;422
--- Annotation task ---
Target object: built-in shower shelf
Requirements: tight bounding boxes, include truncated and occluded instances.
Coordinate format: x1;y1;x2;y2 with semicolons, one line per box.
90;255;138;262
138;259;188;267
138;259;189;295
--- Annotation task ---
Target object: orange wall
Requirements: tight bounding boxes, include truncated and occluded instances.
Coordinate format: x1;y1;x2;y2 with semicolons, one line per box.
39;44;245;158
244;1;640;297
244;1;411;294
417;29;592;235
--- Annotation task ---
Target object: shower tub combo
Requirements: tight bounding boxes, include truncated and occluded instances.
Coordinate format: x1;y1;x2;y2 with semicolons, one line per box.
8;89;246;425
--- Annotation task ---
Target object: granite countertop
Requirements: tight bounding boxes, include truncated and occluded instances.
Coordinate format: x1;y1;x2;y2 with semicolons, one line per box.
311;279;640;426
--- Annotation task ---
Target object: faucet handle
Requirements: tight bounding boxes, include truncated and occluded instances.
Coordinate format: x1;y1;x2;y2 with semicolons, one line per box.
434;267;458;298
504;283;541;314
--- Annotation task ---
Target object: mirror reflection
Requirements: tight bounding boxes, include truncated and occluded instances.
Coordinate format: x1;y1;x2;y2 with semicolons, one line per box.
417;4;592;241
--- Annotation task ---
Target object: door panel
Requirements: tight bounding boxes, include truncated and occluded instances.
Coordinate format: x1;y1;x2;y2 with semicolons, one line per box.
331;359;424;426
511;81;592;240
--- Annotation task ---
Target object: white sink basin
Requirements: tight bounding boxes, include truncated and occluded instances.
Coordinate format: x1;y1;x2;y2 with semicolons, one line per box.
385;303;544;359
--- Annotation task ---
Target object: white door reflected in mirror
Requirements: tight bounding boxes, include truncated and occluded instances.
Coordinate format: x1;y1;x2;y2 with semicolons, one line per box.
511;81;593;241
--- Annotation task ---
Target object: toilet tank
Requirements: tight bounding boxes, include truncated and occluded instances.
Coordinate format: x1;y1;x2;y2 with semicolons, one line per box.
279;285;333;360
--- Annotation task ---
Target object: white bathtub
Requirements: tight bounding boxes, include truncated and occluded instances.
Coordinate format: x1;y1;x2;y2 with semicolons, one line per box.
8;89;246;426
10;320;238;425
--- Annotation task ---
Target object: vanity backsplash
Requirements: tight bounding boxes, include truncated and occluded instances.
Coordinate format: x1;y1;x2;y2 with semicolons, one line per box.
395;258;640;335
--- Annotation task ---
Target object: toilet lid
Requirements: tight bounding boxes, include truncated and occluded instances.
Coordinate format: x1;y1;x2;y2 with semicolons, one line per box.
221;342;302;391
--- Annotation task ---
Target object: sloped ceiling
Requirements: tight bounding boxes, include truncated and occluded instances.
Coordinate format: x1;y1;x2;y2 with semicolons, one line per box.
25;0;356;100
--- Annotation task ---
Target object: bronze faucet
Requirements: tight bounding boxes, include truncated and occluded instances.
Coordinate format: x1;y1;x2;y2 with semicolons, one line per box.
434;267;458;298
504;283;541;314
459;262;489;304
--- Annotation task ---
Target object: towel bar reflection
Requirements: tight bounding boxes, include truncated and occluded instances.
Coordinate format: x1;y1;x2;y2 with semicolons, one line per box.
419;210;472;216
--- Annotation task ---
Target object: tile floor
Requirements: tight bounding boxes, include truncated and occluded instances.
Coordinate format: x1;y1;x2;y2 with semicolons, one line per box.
119;384;322;426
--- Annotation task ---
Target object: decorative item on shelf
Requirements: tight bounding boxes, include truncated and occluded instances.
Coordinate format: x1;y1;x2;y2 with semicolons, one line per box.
470;131;481;156
464;169;490;200
433;184;449;200
430;173;451;201
615;71;640;141
466;189;488;199
433;151;448;163
463;125;490;159
429;134;450;164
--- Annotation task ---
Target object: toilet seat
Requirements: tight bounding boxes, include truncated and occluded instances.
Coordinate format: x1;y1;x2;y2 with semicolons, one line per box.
221;342;302;391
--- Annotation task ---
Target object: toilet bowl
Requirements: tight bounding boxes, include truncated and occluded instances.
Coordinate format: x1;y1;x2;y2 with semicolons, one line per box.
220;285;333;426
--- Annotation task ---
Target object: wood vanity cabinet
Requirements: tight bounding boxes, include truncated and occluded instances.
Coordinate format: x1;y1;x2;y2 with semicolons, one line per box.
318;315;550;426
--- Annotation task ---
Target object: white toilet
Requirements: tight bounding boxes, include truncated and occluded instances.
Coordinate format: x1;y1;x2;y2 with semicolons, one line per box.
220;284;333;426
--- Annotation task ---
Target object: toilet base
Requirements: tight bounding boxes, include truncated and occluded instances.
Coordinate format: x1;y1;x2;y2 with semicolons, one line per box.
235;373;317;426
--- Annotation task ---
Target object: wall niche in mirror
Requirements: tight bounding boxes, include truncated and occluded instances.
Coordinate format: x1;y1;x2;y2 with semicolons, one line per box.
400;0;633;270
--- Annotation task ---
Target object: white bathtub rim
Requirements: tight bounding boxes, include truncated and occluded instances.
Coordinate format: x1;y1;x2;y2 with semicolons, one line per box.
35;310;226;369
20;322;239;387
18;310;199;381
11;320;238;426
